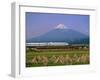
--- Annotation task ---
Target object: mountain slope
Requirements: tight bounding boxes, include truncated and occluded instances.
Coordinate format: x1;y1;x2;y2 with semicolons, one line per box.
26;28;89;44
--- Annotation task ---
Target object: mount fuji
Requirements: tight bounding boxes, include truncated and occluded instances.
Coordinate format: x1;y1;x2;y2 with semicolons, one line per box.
26;24;89;44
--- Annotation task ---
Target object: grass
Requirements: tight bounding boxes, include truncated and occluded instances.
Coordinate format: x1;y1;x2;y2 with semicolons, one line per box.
26;49;89;67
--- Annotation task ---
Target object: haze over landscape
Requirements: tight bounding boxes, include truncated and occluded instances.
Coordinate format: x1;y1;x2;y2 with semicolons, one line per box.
26;12;89;43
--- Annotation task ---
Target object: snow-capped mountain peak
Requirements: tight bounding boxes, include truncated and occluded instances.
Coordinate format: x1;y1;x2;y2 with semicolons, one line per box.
55;24;68;29
27;24;89;44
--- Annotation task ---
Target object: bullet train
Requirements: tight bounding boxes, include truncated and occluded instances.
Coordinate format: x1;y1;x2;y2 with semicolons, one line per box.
26;42;69;46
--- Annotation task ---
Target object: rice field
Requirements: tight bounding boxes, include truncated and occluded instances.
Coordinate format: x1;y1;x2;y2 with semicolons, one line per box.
26;48;89;67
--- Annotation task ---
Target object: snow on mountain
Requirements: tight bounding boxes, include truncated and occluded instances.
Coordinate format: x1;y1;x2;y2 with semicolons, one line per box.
26;24;89;44
54;24;68;29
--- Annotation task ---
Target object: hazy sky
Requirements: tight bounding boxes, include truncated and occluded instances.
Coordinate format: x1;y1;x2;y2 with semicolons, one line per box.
26;12;89;40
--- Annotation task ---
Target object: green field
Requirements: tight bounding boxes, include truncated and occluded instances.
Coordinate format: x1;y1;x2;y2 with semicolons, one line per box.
26;49;89;67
